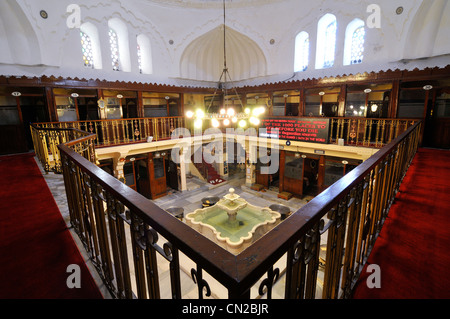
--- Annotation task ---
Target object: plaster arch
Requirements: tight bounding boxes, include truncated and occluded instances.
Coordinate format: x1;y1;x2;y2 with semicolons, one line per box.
0;0;42;66
403;0;450;60
179;25;267;82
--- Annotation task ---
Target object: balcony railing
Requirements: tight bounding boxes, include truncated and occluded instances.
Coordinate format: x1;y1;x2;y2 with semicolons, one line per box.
329;117;418;147
32;116;185;173
32;116;417;174
34;116;185;148
48;117;421;299
30;123;96;173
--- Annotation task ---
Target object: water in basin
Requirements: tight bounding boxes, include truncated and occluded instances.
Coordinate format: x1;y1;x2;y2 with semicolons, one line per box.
192;205;274;243
185;188;281;254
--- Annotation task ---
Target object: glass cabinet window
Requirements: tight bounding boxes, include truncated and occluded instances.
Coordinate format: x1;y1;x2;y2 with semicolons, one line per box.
305;94;321;117
124;162;135;187
184;93;208;114
398;89;426;118
204;95;221;113
0;96;20;125
55;96;77;122
346;92;366;117
153;158;164;179
284;155;303;180
105;97;122;119
143;93;180;117
273;91;299;116
346;84;366;117
346;83;392;118
435;92;450;118
321;87;340;117
305;87;339;117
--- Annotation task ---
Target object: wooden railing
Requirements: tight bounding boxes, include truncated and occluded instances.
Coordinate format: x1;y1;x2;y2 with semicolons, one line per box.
32;116;184;173
30;123;96;173
34;116;185;148
55;118;421;299
329;117;418;147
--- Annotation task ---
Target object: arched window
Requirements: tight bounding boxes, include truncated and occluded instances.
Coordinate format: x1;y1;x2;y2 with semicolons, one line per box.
315;14;337;69
137;43;142;73
80;31;94;68
350;26;365;64
109;28;120;71
136;34;153;74
80;22;102;69
344;19;365;65
108;18;131;72
294;31;309;72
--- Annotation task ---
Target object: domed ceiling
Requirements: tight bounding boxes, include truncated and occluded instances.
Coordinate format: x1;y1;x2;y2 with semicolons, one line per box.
180;25;267;82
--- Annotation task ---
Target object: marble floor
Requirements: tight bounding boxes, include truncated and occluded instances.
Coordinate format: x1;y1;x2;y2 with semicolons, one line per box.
36;157;326;299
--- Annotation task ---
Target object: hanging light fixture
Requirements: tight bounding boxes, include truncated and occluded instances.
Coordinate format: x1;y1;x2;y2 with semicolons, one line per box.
185;0;263;129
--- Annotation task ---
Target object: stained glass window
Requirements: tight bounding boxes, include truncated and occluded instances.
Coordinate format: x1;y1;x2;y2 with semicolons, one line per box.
301;37;310;71
323;20;336;68
109;28;120;71
294;32;309;72
80;31;94;68
350;26;365;64
137;43;143;74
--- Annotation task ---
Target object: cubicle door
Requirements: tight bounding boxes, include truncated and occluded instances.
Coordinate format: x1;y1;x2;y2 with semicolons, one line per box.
424;88;450;149
149;154;167;199
165;158;179;191
0;95;27;155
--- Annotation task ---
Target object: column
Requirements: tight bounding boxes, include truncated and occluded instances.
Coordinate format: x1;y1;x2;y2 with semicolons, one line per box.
178;147;187;192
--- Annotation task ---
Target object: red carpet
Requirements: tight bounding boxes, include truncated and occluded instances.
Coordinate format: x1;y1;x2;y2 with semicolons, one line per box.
0;152;103;299
352;148;450;299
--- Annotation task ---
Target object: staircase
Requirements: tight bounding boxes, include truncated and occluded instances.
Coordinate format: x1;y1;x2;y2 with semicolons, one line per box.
191;147;225;186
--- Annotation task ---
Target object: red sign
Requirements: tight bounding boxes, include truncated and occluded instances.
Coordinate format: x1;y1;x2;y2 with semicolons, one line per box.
260;117;330;144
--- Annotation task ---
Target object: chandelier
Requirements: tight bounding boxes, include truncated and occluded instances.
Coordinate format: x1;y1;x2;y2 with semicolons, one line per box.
185;0;265;130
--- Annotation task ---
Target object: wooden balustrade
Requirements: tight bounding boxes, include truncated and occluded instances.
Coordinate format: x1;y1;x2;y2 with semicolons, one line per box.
328;117;418;147
34;116;185;148
55;117;421;299
31;116;185;173
30;123;96;173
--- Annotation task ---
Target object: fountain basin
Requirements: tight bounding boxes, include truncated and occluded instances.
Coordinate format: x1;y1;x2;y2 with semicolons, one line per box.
185;189;281;254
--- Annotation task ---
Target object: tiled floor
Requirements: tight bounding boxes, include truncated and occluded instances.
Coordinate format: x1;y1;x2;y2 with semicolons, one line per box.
36;157;321;299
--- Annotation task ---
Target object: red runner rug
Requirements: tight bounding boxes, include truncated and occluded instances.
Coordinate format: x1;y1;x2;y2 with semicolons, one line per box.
352;148;450;299
0;152;103;299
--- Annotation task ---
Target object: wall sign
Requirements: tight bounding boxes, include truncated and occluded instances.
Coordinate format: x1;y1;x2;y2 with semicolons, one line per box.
260;117;330;144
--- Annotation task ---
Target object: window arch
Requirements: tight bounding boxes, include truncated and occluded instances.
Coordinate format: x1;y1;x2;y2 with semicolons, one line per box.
80;22;102;69
136;34;153;74
107;18;131;72
80;31;94;68
109;28;120;71
294;31;309;72
315;13;337;69
344;18;365;65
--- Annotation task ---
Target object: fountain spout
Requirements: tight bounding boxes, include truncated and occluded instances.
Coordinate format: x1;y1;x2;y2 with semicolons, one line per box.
217;188;247;227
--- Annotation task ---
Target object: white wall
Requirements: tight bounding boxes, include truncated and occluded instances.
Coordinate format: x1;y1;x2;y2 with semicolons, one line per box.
0;0;449;88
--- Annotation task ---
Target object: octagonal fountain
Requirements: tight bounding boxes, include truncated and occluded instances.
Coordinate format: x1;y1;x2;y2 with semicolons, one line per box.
185;188;281;255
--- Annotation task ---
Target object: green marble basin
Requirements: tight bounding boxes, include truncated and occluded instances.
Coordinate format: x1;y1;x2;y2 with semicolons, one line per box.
186;188;281;254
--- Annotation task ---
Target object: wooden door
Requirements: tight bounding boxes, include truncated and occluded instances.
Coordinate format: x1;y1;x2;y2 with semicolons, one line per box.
0;95;27;155
149;154;167;199
165;159;179;191
282;153;304;197
424;88;450;149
